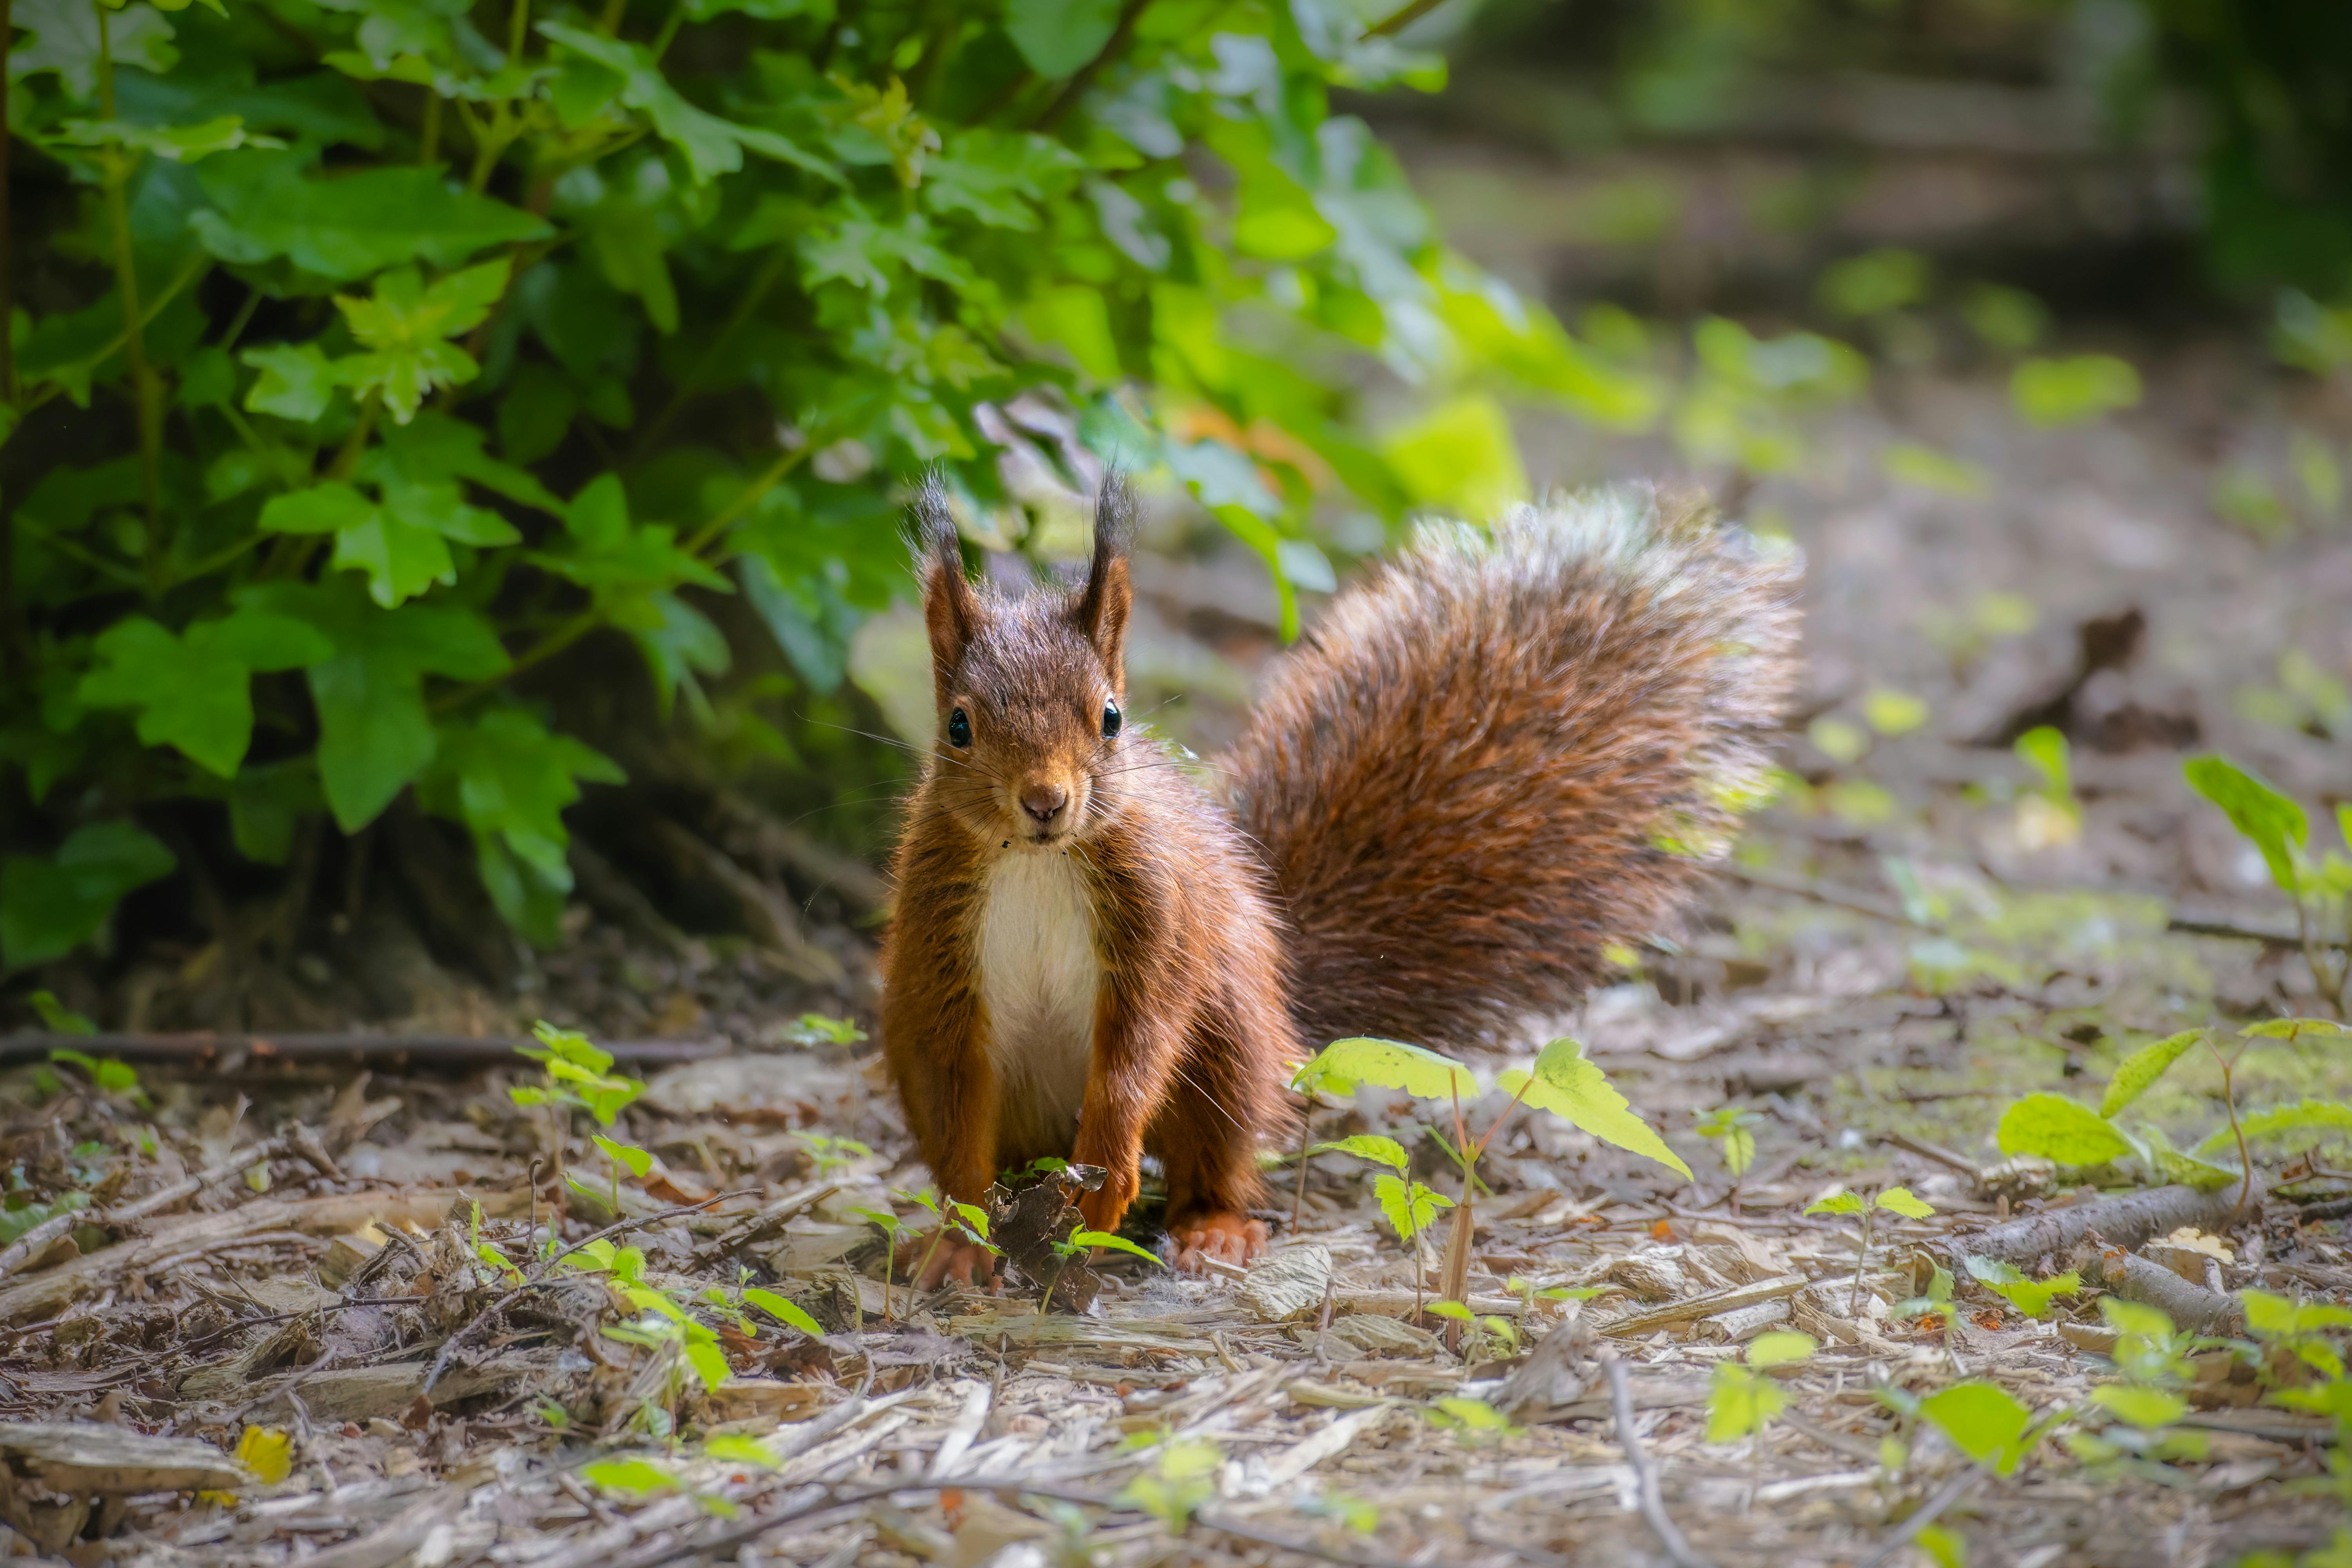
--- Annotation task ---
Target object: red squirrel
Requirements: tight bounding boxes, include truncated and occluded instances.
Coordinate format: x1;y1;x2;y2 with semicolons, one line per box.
880;477;1799;1281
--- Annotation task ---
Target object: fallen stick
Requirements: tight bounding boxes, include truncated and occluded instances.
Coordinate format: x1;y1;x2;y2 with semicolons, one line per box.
0;1211;80;1283
110;1137;286;1224
1600;1350;1713;1568
1599;1274;1809;1338
1958;1180;2266;1266
0;1187;529;1325
2076;1248;2241;1334
0;1033;728;1069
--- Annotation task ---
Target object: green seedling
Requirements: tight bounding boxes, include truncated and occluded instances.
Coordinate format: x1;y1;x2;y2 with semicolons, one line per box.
1806;1186;1935;1314
1118;1436;1223;1530
847;1202;919;1318
585;1134;654;1221
510;1023;645;1217
1709;1331;1815;1501
1292;1033;1688;1321
1427;1394;1518;1446
797;1132;874;1180
1694;1105;1762;1206
2187;754;2350;1017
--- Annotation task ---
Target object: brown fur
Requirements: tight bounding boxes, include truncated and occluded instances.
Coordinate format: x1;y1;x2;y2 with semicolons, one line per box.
1225;487;1802;1048
880;481;1799;1275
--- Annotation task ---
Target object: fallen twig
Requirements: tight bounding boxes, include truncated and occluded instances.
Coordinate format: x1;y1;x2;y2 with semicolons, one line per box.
0;1211;80;1282
2075;1248;2241;1334
1961;1179;2266;1265
1600;1350;1713;1568
110;1136;287;1224
0;1033;729;1069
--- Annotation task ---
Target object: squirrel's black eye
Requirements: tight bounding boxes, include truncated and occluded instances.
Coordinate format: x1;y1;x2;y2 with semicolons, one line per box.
1101;700;1122;739
947;708;972;748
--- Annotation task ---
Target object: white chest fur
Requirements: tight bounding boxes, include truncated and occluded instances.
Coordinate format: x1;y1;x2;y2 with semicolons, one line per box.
976;850;1101;1150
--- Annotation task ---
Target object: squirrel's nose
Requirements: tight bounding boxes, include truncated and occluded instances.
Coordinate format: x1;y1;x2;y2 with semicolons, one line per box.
1020;784;1069;824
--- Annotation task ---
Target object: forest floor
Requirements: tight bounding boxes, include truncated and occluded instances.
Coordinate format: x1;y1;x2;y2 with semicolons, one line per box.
7;309;2352;1567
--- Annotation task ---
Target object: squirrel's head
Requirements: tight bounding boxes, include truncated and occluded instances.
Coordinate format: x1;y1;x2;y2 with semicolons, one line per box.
913;473;1134;851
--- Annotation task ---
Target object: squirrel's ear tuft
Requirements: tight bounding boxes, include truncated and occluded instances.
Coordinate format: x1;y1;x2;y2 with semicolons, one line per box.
911;473;980;686
1075;471;1134;688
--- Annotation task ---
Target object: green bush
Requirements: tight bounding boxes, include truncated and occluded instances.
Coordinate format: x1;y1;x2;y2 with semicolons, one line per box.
0;0;1649;971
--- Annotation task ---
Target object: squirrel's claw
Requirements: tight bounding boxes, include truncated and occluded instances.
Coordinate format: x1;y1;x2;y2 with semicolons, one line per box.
902;1230;996;1290
1170;1211;1268;1274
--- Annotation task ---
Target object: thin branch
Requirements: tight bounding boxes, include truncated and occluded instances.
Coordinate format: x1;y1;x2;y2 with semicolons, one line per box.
1600;1350;1714;1568
1029;0;1151;132
1364;0;1453;38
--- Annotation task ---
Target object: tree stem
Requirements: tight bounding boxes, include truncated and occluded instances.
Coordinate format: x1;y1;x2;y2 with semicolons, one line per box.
95;3;164;577
1030;0;1151;131
1;0;16;407
1364;0;1452;38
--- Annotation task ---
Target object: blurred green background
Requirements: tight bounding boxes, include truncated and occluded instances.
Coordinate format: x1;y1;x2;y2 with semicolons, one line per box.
1;0;2346;1036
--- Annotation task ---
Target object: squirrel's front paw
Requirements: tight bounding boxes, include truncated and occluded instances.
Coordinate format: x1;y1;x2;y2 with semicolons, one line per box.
1169;1211;1268;1274
900;1229;996;1290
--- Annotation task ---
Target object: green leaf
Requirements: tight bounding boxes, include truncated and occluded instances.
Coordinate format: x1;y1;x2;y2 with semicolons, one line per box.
332;262;509;423
1918;1382;2035;1474
1804;1191;1865;1216
416;708;620;943
2091;1385;2186;1430
581;1458;675;1496
1496;1037;1693;1180
191;151;550;282
1995;1093;2134;1167
1383;394;1527;521
1962;1256;2082;1319
1875;1187;1936;1220
537;24;834;185
1880;442;1990;499
2199;1099;2352;1154
241;342;338;422
1291;1036;1481;1103
53;114;282;162
1073;1228;1165;1265
2101;1030;2206;1118
741;1287;822;1336
1706;1363;1785;1442
260;482;377;536
239;581;510;832
592;1135;654;1177
2243;1290;2352;1336
77;611;332;777
1311;1134;1408;1174
2010;354;2142;426
12;0;177;100
1371;1173;1452;1243
0;822;177;968
1005;0;1124;78
684;1339;731;1391
703;1434;779;1468
2237;1017;2352;1041
1424;1299;1474;1321
2184;755;2308;895
1745;1330;1817;1368
2015;725;2072;798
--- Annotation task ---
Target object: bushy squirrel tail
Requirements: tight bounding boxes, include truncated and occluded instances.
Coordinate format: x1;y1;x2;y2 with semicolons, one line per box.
1224;486;1802;1052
